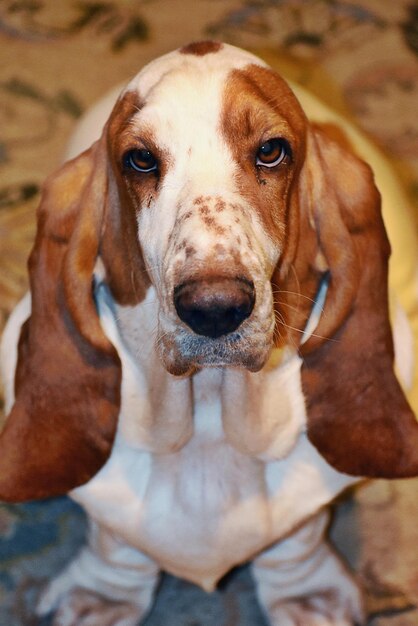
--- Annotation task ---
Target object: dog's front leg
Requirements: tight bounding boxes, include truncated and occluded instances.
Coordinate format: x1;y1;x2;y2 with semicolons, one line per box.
253;510;364;626
36;519;159;626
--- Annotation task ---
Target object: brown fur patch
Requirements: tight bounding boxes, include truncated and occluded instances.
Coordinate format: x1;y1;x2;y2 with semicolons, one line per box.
221;64;316;347
180;41;223;56
0;138;122;501
221;64;307;237
103;89;151;306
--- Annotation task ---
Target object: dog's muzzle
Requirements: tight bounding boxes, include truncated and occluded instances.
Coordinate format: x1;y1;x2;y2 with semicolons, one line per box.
174;277;255;338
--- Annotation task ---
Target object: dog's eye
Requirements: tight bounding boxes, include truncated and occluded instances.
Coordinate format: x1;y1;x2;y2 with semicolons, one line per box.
124;149;158;173
256;139;290;168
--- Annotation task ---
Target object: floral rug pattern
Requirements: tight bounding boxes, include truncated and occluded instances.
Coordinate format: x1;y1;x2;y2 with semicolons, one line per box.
1;1;418;624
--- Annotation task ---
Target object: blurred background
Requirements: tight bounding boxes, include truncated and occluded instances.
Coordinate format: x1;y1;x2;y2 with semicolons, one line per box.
0;1;418;624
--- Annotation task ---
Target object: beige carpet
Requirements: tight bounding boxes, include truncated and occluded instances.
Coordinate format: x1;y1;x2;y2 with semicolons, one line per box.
1;1;418;624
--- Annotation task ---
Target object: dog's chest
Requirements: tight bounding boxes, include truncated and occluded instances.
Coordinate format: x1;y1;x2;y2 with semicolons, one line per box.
135;428;272;589
72;369;273;588
72;366;356;590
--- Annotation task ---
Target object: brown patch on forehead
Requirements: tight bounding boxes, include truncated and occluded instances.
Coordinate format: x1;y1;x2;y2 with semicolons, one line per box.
180;41;223;56
220;63;307;239
107;87;173;187
222;64;307;149
107;89;143;144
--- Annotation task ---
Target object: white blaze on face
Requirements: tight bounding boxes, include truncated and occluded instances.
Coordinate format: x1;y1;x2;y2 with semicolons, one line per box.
134;64;238;284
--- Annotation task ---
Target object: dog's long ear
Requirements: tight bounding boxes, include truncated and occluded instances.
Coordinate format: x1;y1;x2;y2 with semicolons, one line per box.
292;125;418;478
0;131;136;502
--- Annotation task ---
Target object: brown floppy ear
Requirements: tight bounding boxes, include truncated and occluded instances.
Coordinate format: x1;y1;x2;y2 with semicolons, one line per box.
0;131;136;502
294;125;418;478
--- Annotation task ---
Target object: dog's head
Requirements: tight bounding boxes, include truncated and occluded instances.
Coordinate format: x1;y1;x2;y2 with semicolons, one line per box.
103;41;311;377
1;41;417;501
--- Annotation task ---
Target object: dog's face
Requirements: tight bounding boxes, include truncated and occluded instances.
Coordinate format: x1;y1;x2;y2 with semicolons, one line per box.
106;42;308;376
2;41;417;503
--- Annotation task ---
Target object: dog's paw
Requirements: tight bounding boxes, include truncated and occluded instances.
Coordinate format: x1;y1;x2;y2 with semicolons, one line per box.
36;567;150;626
254;514;365;626
36;535;159;623
43;587;143;626
266;588;364;626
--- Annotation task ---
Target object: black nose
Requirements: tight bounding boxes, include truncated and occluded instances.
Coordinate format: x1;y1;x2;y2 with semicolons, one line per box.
174;278;255;339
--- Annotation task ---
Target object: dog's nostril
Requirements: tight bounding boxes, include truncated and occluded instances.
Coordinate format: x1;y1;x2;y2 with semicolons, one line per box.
174;278;255;339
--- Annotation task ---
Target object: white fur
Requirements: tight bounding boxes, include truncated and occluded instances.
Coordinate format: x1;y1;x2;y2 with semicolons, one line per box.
1;43;415;625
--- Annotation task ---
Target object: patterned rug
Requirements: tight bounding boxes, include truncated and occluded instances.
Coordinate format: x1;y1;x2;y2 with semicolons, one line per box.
1;1;418;624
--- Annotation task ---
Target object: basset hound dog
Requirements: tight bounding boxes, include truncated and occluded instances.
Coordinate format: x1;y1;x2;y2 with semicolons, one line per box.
1;41;418;625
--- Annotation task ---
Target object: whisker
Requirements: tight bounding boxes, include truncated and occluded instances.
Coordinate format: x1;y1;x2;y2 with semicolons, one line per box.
271;289;318;305
274;309;299;349
289;264;301;296
275;317;338;344
274;309;286;326
274;300;303;315
155;329;171;349
275;299;325;316
272;323;283;345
